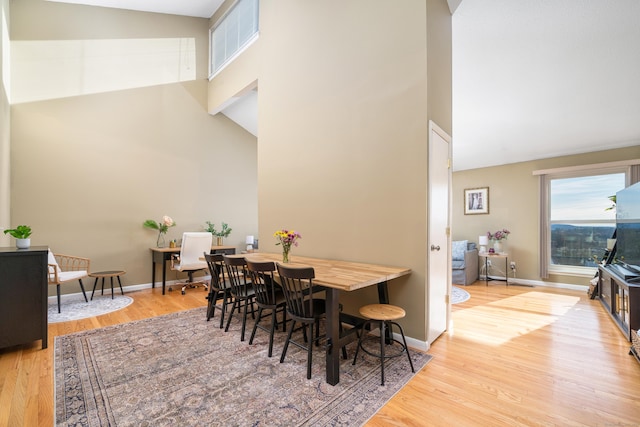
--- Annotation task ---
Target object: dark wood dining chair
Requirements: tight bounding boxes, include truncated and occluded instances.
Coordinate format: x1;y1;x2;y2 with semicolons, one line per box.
204;253;233;328
245;260;288;357
276;263;331;379
223;255;256;341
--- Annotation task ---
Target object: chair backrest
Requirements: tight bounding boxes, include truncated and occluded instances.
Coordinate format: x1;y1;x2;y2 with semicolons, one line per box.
246;260;278;306
179;232;212;270
276;263;317;321
223;255;252;298
204;253;227;290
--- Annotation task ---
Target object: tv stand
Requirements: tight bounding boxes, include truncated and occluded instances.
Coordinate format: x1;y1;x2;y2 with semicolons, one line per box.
598;265;640;344
609;263;640;281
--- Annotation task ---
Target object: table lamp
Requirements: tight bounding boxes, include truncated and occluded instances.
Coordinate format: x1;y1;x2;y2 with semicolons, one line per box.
246;235;255;252
479;235;489;253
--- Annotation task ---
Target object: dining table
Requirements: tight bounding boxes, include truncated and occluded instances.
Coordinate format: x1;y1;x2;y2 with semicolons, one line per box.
231;252;411;385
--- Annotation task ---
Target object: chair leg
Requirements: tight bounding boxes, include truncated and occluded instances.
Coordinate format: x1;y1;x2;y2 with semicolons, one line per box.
249;307;264;345
280;320;296;363
268;310;277;357
224;299;239;332
380;320;386;386
56;284;61;313
240;298;249;341
219;291;230;329
307;322;314;379
393;321;415;373
78;279;88;302
352;320;369;366
281;308;287;333
206;289;218;321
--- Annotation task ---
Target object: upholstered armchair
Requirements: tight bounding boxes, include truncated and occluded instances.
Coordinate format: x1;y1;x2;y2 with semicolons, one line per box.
451;240;478;286
48;251;90;313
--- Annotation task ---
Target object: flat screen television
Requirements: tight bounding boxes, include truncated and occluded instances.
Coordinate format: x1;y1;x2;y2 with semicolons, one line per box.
615;181;640;280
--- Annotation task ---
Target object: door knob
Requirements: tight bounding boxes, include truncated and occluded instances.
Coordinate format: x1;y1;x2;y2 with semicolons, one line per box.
431;245;441;251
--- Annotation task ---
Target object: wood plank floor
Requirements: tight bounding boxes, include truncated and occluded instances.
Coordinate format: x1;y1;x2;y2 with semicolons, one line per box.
1;283;639;426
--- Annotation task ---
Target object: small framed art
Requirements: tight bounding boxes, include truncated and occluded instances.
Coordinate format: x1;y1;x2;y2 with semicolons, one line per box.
464;187;489;215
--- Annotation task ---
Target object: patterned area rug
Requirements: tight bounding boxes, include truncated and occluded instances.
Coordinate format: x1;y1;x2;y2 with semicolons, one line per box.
451;286;470;304
55;308;432;426
48;294;134;323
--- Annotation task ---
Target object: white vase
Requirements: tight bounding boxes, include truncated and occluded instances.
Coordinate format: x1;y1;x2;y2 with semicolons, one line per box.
493;241;503;253
16;238;31;249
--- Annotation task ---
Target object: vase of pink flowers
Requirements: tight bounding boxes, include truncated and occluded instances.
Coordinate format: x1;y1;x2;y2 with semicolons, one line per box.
143;216;176;248
487;229;510;253
274;229;302;263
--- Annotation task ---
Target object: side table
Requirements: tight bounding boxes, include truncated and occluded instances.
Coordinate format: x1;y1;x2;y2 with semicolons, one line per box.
90;270;126;300
478;253;508;285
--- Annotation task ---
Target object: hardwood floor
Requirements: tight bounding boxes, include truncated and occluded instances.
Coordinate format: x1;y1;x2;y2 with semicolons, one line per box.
1;284;639;426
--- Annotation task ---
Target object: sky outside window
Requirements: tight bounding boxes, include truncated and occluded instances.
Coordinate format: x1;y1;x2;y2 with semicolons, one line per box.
550;173;625;221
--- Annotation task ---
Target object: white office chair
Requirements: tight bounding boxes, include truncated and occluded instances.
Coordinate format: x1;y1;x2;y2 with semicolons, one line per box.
170;232;213;294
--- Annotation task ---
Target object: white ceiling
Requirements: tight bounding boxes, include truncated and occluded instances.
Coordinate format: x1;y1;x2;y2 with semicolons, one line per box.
47;0;224;18
452;0;640;170
47;0;640;171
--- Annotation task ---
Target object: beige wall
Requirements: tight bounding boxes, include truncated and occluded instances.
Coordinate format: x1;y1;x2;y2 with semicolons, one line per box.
0;0;9;248
9;0;258;295
452;145;640;286
256;0;451;341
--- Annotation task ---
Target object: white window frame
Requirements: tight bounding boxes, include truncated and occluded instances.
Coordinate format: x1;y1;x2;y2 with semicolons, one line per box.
535;160;640;278
208;0;259;80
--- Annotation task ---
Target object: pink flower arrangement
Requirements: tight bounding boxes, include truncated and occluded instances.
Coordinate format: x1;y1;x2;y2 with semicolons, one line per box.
487;229;510;241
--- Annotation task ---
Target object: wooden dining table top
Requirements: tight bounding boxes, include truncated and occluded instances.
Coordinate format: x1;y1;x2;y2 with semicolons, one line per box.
231;252;411;292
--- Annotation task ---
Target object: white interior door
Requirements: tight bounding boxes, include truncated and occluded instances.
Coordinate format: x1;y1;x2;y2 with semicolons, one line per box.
427;121;452;344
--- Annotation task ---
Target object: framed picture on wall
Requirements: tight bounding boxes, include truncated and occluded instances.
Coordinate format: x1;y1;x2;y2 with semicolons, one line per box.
464;187;489;215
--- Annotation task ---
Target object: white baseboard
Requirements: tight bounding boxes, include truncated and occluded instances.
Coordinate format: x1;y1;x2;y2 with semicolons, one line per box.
478;275;588;292
47;278;200;303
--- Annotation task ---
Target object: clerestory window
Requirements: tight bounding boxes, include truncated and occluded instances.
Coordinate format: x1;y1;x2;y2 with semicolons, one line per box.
209;0;259;78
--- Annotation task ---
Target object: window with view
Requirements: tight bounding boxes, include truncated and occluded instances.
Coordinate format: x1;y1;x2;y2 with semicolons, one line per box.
548;172;625;274
209;0;259;77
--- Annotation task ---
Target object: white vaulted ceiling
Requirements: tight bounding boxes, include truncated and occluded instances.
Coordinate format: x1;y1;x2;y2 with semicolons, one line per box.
452;0;640;170
47;0;224;18
46;0;640;170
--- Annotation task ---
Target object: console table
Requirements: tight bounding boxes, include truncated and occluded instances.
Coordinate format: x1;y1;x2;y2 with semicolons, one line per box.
150;246;236;294
0;246;48;350
479;252;509;285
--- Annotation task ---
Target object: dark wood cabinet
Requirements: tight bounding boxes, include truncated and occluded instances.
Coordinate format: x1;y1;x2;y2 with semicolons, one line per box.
0;246;48;350
598;265;640;342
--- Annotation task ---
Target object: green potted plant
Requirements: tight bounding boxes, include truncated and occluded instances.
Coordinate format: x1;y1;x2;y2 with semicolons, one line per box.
4;225;33;249
205;221;232;245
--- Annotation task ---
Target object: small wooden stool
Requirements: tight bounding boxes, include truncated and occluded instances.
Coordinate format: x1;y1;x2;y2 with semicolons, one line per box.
89;270;126;300
352;303;414;385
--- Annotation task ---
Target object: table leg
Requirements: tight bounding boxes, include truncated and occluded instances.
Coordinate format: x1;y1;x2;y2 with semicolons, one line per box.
377;281;392;343
325;288;341;386
101;277;105;295
377;281;389;304
117;275;124;295
90;277;99;300
162;257;167;295
505;256;509;286
110;277;114;299
152;253;156;289
485;256;490;285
